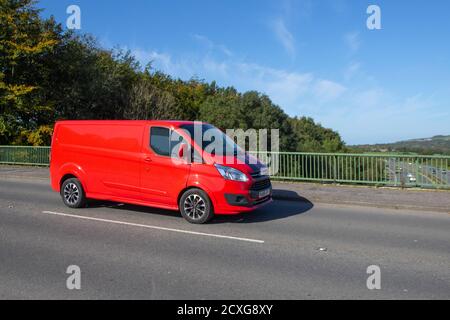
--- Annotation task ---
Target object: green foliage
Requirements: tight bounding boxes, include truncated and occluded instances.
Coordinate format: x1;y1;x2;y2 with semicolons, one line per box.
290;117;347;152
45;35;140;120
0;0;61;143
124;70;177;120
198;90;298;151
11;124;52;145
199;87;246;129
26;124;53;145
0;0;347;152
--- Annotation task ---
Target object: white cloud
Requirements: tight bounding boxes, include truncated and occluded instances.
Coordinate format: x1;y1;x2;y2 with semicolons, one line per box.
202;58;229;78
352;88;385;109
131;46;345;111
344;31;360;54
191;34;233;57
317;88;450;144
136;49;351;123
344;61;361;80
132;49;184;74
313;80;347;101
271;18;296;58
238;63;314;107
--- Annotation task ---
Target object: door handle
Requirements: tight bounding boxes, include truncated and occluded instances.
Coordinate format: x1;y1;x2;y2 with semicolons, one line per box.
144;156;152;162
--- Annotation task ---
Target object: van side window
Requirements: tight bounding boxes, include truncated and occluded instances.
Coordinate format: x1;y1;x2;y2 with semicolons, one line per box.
150;127;170;156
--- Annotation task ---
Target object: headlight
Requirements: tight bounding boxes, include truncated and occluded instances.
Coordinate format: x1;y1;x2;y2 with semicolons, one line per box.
214;164;248;182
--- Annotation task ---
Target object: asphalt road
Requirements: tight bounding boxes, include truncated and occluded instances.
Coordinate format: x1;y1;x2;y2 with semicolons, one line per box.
0;177;449;299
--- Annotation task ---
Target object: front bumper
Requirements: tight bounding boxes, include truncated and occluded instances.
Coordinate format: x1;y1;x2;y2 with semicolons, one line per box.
215;176;272;214
224;188;272;207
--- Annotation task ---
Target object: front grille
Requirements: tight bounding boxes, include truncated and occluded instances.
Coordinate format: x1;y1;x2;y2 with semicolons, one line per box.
251;178;271;191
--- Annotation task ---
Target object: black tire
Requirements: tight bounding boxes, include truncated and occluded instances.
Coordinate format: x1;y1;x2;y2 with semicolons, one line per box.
60;178;87;208
179;188;214;224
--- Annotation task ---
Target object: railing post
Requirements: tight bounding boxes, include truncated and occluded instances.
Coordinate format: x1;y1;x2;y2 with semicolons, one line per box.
333;155;337;183
415;157;420;187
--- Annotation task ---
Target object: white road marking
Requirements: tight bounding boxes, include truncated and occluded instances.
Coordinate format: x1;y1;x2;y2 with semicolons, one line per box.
41;211;264;244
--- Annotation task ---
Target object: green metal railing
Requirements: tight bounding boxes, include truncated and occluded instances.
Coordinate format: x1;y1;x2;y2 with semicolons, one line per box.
0;146;50;166
251;151;450;189
1;146;449;189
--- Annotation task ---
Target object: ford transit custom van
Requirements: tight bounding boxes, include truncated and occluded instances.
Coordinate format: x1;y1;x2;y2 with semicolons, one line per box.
50;120;272;224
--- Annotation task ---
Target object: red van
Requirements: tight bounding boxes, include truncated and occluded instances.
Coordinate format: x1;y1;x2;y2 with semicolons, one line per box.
50;120;272;223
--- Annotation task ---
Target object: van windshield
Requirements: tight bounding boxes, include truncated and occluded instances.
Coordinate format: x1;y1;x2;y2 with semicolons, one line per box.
179;124;242;156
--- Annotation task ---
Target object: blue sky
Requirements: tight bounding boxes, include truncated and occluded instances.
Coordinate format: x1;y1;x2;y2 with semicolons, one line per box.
39;0;450;144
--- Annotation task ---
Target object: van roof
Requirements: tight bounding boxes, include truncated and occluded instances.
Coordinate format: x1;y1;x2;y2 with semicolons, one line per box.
55;120;207;128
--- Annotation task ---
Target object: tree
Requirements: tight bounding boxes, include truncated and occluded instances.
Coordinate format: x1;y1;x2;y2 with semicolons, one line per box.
124;71;177;120
0;0;60;144
198;87;246;129
45;35;140;121
240;92;296;151
290;116;346;152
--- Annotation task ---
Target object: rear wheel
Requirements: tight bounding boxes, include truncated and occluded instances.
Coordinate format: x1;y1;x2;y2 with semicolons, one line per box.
179;188;214;224
60;178;87;208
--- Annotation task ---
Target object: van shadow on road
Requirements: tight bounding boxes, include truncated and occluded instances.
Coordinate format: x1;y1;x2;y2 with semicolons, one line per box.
211;197;313;224
86;190;313;224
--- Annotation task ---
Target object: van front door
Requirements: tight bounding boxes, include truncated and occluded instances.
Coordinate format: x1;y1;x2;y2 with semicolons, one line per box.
140;126;191;208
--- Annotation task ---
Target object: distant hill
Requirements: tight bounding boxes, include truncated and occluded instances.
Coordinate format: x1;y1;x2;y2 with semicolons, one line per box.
351;135;450;155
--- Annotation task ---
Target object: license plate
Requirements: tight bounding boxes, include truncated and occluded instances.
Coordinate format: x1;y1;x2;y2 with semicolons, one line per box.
258;188;271;198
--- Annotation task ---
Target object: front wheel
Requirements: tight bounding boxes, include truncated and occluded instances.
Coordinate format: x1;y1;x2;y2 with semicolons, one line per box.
60;178;87;208
179;188;214;224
